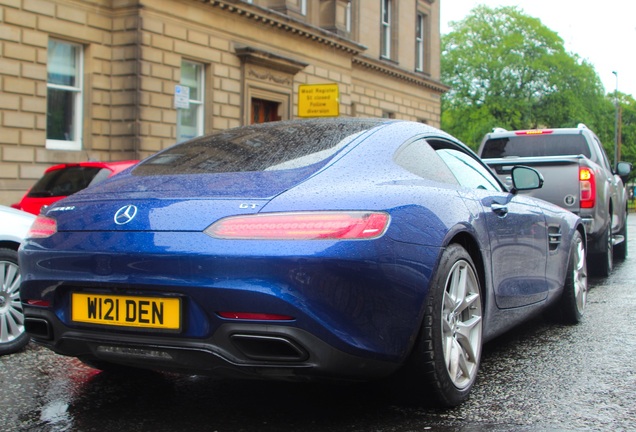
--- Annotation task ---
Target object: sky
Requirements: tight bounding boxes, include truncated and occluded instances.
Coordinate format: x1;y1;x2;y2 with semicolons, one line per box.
440;0;636;98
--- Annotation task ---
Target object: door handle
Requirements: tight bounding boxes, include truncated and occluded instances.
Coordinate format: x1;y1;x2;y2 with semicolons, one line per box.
491;203;508;216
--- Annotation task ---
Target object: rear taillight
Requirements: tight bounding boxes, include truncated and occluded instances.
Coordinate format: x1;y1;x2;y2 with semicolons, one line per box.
579;167;596;208
205;211;390;240
27;215;57;238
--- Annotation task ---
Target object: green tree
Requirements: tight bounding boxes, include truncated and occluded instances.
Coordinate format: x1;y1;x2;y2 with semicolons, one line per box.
615;94;636;181
441;5;608;149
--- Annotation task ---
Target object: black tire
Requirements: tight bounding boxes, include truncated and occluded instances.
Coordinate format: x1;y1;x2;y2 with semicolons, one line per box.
551;230;587;324
0;248;30;355
613;211;628;261
590;222;613;277
397;244;483;407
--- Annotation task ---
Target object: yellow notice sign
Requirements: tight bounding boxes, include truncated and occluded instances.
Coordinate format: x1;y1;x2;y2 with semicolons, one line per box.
298;83;340;117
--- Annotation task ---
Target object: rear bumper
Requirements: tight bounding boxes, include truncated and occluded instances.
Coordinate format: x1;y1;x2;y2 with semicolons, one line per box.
24;307;398;380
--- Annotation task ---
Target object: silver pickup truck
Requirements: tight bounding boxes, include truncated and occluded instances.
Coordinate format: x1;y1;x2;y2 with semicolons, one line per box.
478;124;632;276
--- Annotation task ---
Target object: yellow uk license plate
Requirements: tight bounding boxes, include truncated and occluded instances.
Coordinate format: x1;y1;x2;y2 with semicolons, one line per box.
71;293;181;330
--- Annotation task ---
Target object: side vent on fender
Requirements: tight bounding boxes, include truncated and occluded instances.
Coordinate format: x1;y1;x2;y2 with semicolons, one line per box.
548;226;562;251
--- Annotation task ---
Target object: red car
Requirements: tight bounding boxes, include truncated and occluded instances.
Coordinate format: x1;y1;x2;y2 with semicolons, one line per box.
11;160;138;215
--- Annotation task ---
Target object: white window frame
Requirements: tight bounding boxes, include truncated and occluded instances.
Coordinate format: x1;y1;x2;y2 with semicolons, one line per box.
177;60;205;143
381;0;392;59
345;0;352;33
415;13;425;72
46;39;83;151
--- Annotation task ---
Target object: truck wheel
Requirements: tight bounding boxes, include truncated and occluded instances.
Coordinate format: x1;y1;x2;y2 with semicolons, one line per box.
613;212;628;261
591;222;613;277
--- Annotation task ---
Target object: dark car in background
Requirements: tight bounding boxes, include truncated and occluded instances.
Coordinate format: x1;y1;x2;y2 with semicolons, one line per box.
12;160;138;215
20;119;587;407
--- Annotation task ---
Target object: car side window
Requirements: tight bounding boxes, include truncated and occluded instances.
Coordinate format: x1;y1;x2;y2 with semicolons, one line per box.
393;139;459;184
436;148;502;192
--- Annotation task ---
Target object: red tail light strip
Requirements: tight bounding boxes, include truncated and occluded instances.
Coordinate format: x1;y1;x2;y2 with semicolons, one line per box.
205;211;390;240
27;216;57;239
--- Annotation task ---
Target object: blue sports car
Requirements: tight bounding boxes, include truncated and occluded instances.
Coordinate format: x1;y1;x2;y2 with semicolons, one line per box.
19;118;587;406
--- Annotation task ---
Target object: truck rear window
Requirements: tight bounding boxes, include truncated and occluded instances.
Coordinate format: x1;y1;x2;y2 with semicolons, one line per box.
481;135;591;159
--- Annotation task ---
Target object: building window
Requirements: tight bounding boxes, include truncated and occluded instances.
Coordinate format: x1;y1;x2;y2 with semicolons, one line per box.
300;0;307;15
345;0;352;33
381;0;392;59
252;98;281;124
177;60;205;143
415;13;425;72
46;39;83;151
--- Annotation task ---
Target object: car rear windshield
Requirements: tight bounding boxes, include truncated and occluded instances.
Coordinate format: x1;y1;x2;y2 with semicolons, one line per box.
481;134;591;158
27;166;110;197
133;119;383;176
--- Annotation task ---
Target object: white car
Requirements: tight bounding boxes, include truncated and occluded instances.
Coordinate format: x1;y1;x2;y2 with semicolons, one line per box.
0;205;35;355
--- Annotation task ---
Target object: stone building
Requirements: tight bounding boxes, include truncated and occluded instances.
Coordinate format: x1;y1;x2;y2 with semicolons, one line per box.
0;0;447;205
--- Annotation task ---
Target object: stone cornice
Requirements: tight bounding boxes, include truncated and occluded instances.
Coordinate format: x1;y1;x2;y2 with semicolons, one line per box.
235;45;309;75
198;0;367;55
353;56;450;94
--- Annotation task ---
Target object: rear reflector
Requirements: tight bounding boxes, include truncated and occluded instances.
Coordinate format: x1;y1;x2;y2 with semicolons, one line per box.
27;216;57;238
26;299;51;307
205;211;390;240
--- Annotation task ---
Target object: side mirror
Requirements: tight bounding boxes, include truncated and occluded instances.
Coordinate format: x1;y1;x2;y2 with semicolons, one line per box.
510;166;543;194
617;161;632;183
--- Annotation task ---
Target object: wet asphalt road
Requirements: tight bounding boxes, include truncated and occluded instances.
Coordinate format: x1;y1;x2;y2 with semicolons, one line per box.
2;217;636;432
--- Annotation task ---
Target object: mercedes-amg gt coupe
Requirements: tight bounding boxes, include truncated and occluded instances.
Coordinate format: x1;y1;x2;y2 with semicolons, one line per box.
19;118;587;406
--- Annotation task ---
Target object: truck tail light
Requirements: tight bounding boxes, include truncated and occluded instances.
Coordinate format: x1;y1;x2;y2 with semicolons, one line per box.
579;168;596;208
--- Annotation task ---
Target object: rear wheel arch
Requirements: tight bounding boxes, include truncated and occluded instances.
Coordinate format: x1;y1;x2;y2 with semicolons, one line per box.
449;232;486;309
394;237;484;406
403;231;485;359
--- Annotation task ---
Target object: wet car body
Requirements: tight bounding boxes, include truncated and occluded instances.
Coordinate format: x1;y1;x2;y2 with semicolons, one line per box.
19;119;586;406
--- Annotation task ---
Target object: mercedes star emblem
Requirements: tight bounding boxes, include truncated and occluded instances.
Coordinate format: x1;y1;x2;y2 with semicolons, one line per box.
114;205;138;225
